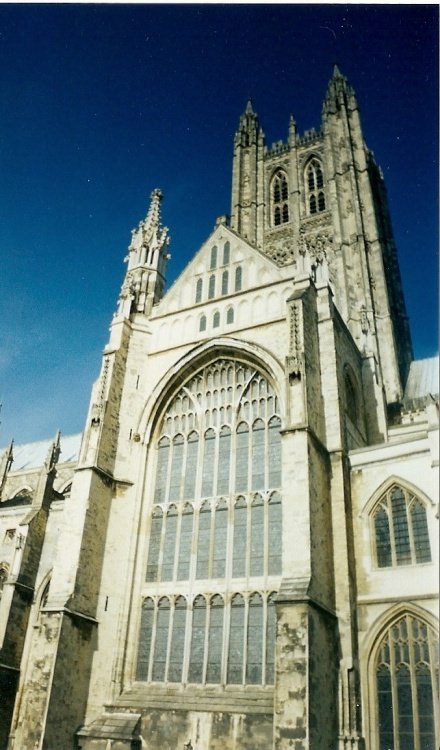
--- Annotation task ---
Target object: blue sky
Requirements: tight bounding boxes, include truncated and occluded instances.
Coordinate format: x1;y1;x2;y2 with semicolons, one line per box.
0;4;438;445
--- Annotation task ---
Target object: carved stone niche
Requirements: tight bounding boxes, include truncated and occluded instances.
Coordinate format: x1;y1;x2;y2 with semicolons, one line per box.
264;226;297;266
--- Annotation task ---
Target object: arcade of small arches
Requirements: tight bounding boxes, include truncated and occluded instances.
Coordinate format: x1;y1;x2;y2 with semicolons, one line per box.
195;242;242;305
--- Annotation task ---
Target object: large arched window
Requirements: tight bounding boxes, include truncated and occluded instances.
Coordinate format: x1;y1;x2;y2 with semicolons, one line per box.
373;612;438;750
272;170;289;226
306;158;326;215
372;484;431;568
138;359;283;685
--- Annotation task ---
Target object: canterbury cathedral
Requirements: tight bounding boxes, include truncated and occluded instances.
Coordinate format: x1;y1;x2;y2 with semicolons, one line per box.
0;67;438;750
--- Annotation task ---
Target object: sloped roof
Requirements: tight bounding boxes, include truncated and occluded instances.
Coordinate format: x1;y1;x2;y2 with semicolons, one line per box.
3;433;82;472
404;356;439;401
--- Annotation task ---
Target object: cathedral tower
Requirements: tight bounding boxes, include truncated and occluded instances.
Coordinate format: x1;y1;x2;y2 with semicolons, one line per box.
2;68;437;750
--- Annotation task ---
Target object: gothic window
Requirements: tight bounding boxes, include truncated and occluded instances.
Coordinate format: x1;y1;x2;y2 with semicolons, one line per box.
223;241;230;265
306;158;326;215
212;499;228;577
177;505;193;580
250;495;264;576
227;594;245;683
210;245;218;270
136;597;154;680
235;266;242;292
221;270;229;296
372;484;431;568
208;274;215;299
161;506;178;581
152;597;170;681
251;420;265;490
168;596;187;682
268;492;282;575
195;277;203;303
374;613;438;750
235;422;249;492
169;435;184;502
246;593;263;684
206;595;224;683
199;315;207;332
188;595;207;683
232;497;247;578
226;307;234;324
271;170;289;226
183;432;198;500
202;429;216;497
146;509;163;582
213;311;220;328
139;360;283;685
154;438;170;503
217;426;231;496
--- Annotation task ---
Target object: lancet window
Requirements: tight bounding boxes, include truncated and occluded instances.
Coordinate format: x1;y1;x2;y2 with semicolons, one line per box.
374;612;438;750
271;170;289;226
138;359;283;686
306;158;326;215
372;484;431;568
136;590;277;686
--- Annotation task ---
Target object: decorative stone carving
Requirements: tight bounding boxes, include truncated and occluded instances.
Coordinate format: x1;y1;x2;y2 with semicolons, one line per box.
264;227;296;266
286;301;303;379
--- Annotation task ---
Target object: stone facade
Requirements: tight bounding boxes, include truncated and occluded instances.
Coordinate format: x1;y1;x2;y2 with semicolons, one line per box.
0;67;438;750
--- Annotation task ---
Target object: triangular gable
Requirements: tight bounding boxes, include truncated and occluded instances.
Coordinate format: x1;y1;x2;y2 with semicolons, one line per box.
153;224;285;317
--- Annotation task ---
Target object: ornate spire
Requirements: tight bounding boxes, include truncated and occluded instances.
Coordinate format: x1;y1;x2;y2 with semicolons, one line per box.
0;440;13;500
235;98;264;148
117;189;170;317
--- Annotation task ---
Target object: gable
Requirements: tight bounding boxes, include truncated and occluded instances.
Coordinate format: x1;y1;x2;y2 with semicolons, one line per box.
152;224;286;318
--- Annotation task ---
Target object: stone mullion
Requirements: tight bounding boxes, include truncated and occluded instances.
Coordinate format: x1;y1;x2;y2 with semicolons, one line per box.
261;594;268;686
172;507;183;583
389;627;400;750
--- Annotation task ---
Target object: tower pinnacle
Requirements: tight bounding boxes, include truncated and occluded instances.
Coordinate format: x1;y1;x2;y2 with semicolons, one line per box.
117;189;170;317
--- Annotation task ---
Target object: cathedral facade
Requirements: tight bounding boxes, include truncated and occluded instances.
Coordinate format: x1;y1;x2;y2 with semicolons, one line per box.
0;67;438;749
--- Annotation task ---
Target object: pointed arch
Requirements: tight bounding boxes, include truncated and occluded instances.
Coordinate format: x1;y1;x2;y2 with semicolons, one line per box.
364;603;439;750
271;169;289;227
366;479;432;568
305;156;326;215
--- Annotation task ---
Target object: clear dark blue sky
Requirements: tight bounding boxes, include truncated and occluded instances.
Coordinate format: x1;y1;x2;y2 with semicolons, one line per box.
0;4;438;444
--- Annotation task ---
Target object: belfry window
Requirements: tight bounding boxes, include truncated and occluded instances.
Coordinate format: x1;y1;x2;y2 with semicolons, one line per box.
137;359;283;686
374;613;438;750
306;158;326;215
372;484;431;568
272;170;289;226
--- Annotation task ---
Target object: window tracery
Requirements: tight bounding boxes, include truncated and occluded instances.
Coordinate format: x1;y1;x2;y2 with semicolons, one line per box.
138;359;282;686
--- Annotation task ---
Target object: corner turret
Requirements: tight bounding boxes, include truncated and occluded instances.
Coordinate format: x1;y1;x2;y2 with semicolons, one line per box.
230;100;266;247
117;189;170;318
322;63;358;115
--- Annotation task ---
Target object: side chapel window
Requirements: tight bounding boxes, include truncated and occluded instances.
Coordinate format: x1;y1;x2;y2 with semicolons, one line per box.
374;612;438;750
306;158;326;215
372;484;431;568
272;170;289;226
